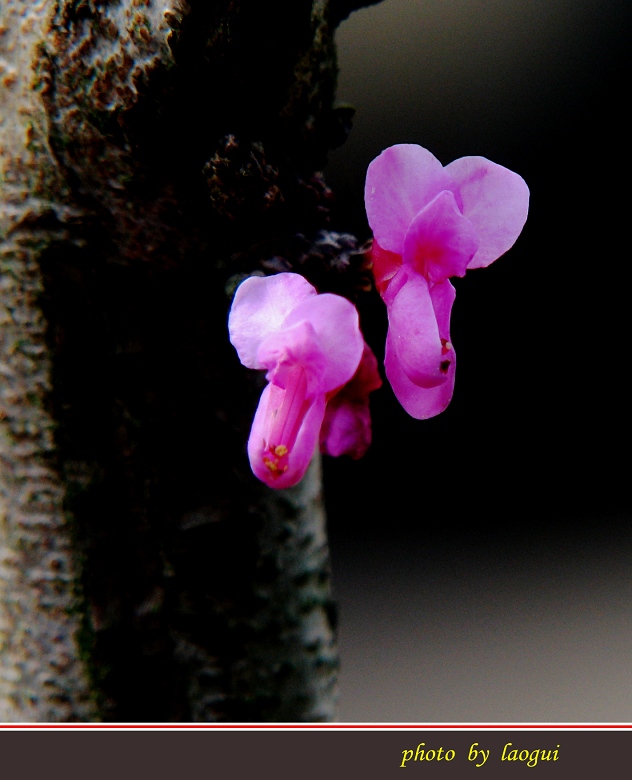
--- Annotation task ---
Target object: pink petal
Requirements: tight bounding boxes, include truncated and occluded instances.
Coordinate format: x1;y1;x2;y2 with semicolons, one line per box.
365;144;454;255
403;190;479;283
445;156;529;269
228;273;317;368
319;342;382;460
384;279;457;420
281;293;364;393
385;269;447;389
256;320;327;395
429;278;457;347
248;380;327;489
319;399;372;460
384;331;456;419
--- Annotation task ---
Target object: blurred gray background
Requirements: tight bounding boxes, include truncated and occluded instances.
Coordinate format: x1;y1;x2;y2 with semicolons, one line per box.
323;0;631;722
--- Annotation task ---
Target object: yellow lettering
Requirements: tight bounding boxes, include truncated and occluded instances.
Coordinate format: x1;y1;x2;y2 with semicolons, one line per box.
400;750;413;768
527;749;540;767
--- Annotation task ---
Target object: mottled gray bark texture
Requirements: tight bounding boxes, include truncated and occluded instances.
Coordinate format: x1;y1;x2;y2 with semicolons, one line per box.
0;0;378;721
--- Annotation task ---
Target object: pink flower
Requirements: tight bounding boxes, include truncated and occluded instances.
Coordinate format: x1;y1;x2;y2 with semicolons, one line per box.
229;273;365;488
365;144;529;418
319;342;382;460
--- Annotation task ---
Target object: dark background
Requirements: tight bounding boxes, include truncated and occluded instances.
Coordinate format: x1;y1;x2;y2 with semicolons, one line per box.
321;0;631;721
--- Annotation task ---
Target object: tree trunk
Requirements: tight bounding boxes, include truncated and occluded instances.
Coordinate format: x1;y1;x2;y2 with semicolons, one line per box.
0;0;377;722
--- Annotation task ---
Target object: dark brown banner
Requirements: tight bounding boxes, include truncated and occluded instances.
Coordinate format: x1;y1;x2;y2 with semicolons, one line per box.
0;729;629;778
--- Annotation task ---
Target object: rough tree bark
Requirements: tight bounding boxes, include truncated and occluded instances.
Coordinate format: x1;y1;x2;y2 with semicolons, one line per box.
0;0;380;721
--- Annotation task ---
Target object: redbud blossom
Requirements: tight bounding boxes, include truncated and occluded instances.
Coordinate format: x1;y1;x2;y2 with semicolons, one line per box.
229;273;365;488
365;144;529;418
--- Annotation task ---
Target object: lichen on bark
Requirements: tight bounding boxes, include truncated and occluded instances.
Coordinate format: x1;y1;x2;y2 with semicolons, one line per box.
1;0;379;721
1;0;97;722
